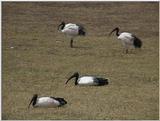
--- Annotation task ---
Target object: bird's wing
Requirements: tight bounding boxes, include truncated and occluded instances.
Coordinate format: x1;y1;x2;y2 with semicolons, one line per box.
119;32;134;40
64;23;78;29
63;24;79;32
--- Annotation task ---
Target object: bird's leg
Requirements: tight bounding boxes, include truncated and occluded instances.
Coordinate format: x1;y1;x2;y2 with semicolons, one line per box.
125;49;128;54
70;39;73;48
124;44;129;54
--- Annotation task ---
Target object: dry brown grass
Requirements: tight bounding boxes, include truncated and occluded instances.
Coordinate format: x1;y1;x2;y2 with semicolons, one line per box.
2;2;159;120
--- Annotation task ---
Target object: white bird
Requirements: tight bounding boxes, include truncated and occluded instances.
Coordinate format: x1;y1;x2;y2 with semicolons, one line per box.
65;72;109;86
58;21;86;48
109;27;142;53
28;94;67;108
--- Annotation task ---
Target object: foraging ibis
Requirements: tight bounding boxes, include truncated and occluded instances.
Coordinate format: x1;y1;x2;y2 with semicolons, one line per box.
109;27;142;53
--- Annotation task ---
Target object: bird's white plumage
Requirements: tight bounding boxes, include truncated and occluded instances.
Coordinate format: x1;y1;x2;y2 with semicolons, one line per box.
64;23;78;29
61;23;79;37
78;76;98;85
34;97;60;108
118;32;134;47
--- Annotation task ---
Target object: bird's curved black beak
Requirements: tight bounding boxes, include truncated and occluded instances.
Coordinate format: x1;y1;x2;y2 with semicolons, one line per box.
65;72;79;84
65;74;76;84
28;94;37;109
109;27;118;36
109;31;113;36
28;97;34;109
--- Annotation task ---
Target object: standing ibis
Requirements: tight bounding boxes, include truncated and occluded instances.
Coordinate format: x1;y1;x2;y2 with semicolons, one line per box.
109;27;142;53
58;21;86;48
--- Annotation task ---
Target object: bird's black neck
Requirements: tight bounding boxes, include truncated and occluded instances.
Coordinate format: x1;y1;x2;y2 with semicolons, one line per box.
60;23;65;30
115;28;120;36
28;94;38;108
32;95;37;106
75;75;79;85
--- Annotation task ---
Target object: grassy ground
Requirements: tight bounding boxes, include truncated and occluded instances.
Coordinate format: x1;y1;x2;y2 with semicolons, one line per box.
2;2;159;120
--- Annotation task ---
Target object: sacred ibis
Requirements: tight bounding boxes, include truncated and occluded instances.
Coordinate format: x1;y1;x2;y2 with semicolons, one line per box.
65;72;109;86
58;21;86;48
109;27;142;53
28;94;67;108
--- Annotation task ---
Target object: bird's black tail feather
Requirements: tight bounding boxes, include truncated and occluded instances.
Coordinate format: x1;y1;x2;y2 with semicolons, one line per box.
55;97;67;106
79;29;86;36
78;25;86;36
133;36;142;48
96;78;109;86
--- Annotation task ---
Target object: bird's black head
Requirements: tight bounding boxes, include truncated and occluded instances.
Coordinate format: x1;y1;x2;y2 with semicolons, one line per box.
58;21;65;30
109;27;120;36
65;72;79;85
28;94;38;109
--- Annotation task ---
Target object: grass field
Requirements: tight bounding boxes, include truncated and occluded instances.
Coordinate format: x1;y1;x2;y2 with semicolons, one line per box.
2;2;159;120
